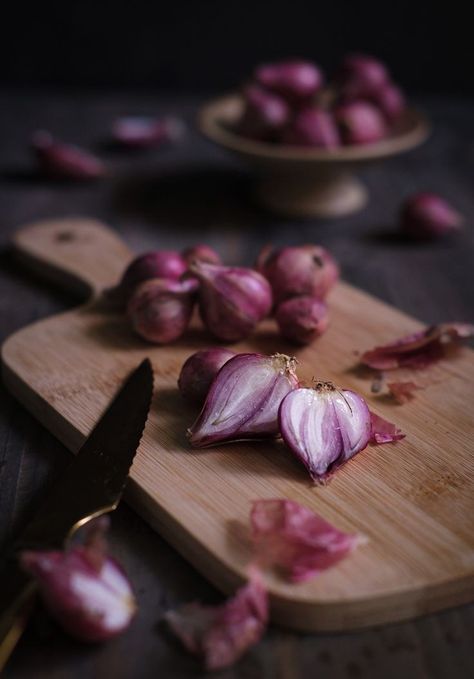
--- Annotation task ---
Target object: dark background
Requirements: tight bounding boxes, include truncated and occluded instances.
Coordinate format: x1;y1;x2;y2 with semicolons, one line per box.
2;0;472;94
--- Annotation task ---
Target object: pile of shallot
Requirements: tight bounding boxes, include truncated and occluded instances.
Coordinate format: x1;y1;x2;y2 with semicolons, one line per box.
111;243;339;346
235;54;408;148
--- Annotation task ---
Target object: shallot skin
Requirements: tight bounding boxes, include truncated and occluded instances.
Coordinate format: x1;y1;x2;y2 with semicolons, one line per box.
400;192;463;239
279;383;371;482
257;244;339;305
275;296;329;344
178;348;236;403
127;278;197;344
190;261;273;342
251;499;365;582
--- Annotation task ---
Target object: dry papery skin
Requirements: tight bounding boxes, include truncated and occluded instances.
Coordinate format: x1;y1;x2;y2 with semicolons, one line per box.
369;411;405;444
164;569;268;671
251;498;366;582
361;323;474;370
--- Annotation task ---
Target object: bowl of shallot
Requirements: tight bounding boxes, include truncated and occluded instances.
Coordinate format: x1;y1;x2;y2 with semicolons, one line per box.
199;54;430;218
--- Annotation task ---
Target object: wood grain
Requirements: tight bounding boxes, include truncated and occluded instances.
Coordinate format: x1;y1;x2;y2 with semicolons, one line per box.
2;217;473;632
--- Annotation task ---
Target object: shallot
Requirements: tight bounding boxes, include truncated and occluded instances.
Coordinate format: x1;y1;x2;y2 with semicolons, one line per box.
281;107;340;148
188;353;298;447
387;381;421;404
251;499;365;582
239;84;290;140
32;131;105;180
337;53;389;99
257;244;339;305
275;296;329;344
117;251;188;303
20;520;135;642
178;348;236;404
335;101;388;145
400;192;463;239
127;278;198;344
112;116;184;148
182;244;222;266
255;60;323;103
190;261;272;342
279;382;371;482
371;82;406;123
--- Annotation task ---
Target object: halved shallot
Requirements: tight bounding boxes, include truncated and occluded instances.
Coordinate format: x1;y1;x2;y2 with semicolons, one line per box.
188;353;298;447
20;519;135;642
279;382;371;482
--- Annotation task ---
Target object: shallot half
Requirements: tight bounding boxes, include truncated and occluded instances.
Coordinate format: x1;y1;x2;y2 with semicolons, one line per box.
279;382;371;482
20;520;135;642
190;261;272;342
188;353;298;447
178;348;236;404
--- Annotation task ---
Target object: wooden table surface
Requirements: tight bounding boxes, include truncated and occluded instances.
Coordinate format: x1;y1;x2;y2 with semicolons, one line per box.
0;91;473;678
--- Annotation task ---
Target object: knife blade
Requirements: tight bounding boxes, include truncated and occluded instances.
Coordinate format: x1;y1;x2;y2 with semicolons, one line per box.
0;357;154;669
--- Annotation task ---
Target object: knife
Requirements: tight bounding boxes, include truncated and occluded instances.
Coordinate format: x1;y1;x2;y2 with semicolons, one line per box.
0;358;154;670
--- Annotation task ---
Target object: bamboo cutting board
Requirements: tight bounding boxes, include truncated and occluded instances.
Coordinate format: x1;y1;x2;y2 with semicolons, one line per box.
2;218;473;632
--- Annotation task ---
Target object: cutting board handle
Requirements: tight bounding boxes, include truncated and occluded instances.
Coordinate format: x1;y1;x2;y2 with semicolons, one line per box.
11;218;133;299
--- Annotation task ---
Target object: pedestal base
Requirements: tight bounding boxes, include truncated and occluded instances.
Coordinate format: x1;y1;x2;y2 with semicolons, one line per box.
257;171;368;219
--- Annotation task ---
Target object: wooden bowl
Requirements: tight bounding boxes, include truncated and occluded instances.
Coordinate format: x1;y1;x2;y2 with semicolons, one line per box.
198;94;430;218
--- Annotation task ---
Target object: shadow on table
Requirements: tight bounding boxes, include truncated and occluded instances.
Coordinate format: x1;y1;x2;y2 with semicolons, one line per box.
111;164;279;232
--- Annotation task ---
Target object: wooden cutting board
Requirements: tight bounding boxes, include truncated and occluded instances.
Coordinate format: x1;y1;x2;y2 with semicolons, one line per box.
2;218;473;632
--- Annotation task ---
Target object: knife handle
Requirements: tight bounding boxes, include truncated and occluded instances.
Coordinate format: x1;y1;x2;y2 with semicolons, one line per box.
11;217;132;299
0;562;37;672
